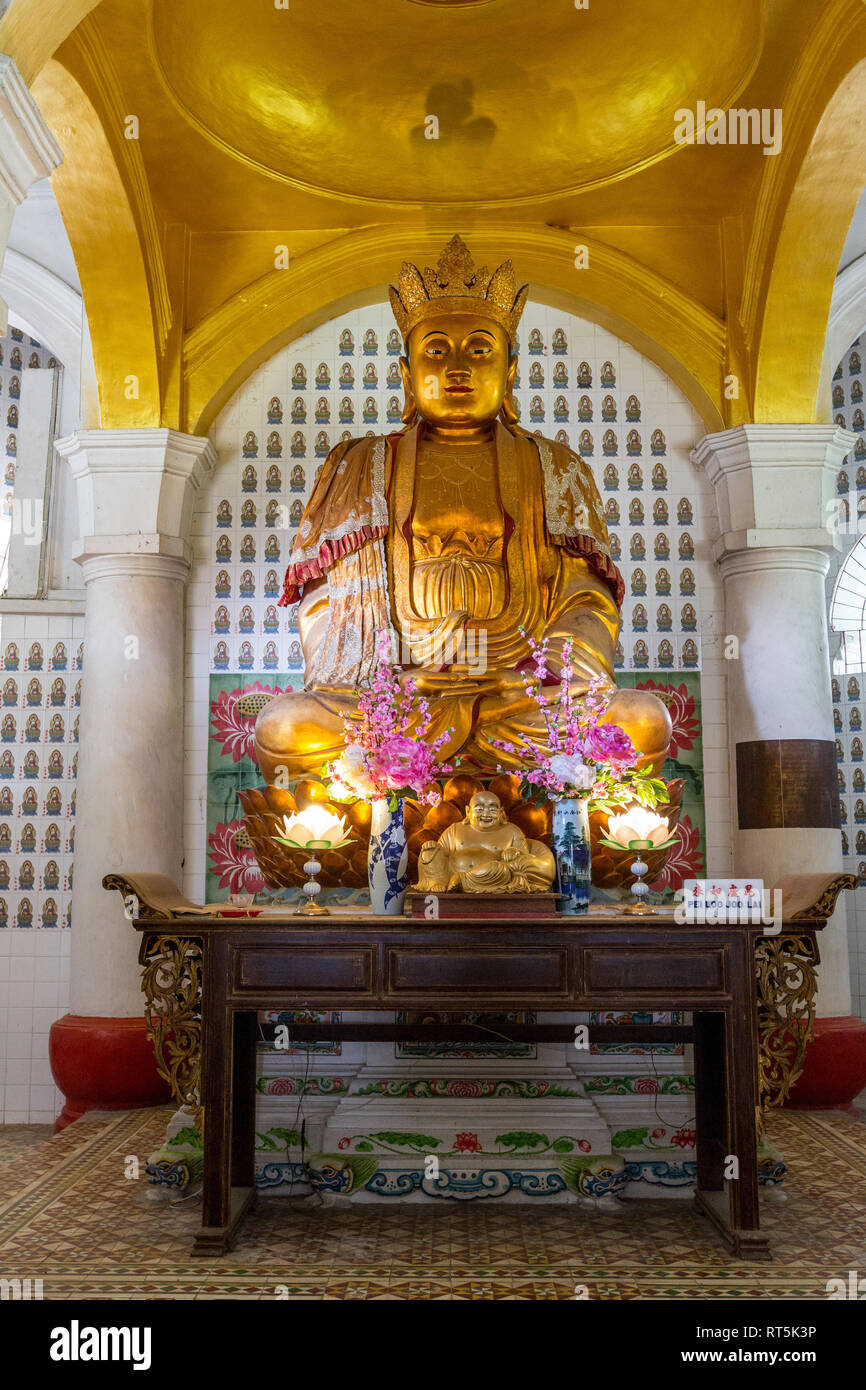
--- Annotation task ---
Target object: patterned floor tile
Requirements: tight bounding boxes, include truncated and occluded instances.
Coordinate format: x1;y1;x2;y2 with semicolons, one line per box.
0;1105;865;1298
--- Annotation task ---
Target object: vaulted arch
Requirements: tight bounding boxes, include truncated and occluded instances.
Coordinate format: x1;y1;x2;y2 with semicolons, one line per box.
31;58;162;427
750;7;866;423
184;224;726;436
0;0;103;84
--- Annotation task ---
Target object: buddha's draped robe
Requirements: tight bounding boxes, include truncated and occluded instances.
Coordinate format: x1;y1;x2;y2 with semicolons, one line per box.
271;420;625;770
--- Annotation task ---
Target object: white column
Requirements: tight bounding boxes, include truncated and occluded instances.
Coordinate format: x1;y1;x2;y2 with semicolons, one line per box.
693;424;855;1017
0;55;63;285
55;429;216;1017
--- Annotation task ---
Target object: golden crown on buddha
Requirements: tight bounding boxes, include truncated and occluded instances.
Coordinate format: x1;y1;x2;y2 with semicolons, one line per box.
254;234;671;781
388;234;528;344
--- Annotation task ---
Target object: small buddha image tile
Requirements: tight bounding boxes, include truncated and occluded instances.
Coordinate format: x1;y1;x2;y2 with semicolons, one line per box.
613;668;705;899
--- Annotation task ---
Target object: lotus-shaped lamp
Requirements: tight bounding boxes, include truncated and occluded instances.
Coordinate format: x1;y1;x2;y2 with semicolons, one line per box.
601;807;676;852
598;806;678;916
273;806;355;852
271;805;355;916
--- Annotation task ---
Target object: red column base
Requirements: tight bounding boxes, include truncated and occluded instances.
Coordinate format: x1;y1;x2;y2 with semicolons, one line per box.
784;1015;866;1109
49;1014;172;1132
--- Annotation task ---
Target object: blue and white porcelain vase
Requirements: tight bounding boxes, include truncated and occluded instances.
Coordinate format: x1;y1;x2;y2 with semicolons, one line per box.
368;797;408;915
551;797;592;916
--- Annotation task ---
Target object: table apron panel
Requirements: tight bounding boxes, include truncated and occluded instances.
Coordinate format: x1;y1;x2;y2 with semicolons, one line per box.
385;946;570;996
581;945;728;993
233;945;375;992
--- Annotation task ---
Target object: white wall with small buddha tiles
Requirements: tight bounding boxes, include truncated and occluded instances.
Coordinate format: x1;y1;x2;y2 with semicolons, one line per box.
0;325;79;1121
0;613;81;1121
183;298;731;902
830;333;866;1020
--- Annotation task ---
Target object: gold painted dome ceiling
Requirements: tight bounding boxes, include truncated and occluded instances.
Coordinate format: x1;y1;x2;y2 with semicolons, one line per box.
150;0;763;207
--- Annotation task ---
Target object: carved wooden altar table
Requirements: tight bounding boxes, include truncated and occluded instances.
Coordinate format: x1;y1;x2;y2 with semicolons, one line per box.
107;872;854;1262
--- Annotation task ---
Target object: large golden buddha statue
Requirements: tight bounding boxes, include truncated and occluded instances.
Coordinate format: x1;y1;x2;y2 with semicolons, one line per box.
255;235;670;779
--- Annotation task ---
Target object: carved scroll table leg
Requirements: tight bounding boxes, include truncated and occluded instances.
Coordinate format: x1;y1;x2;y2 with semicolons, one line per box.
140;934;204;1136
754;933;820;1118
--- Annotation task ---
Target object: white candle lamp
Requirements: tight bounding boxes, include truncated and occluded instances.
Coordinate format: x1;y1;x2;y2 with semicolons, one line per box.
598;807;678;916
272;806;355;915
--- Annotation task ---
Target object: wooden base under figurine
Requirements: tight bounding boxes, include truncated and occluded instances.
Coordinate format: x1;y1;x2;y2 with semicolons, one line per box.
407;891;562;919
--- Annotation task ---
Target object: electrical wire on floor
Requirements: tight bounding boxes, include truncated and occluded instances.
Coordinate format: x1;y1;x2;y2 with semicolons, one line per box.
258;1015;318;1201
646;1033;696;1135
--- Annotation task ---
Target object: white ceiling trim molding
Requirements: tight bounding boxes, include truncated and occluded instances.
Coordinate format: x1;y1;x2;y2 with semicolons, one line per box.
0;246;81;372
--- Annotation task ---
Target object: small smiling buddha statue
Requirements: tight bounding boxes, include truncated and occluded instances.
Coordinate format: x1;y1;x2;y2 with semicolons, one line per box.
415;788;556;894
254;234;671;781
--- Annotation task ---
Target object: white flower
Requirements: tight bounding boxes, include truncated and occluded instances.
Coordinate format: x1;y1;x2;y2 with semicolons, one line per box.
549;753;595;791
331;744;377;798
342;742;367;770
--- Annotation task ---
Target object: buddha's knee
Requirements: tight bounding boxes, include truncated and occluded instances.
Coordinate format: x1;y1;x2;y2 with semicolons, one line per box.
254;690;346;781
601;687;672;775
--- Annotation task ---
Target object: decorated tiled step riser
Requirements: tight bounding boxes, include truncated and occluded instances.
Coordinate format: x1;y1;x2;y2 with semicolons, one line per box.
147;1040;717;1204
251;1025;701;1198
144;1014;704;1203
148;1140;784;1203
254;1158;625;1202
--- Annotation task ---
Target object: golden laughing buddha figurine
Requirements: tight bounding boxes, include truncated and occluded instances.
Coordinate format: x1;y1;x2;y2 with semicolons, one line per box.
414;789;555;895
254;235;671;780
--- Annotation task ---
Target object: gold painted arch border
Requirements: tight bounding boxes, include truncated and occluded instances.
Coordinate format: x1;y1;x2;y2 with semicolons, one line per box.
184;226;728;438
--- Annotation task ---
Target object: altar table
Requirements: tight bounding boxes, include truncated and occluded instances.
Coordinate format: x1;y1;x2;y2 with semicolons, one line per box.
117;895;830;1262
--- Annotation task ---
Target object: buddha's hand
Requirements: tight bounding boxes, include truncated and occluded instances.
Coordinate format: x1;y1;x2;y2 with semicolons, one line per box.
400;612;469;669
416;667;528;694
494;669;532;692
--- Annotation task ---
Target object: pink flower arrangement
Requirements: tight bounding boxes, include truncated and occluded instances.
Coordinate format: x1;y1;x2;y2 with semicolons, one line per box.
494;633;668;813
325;631;452;811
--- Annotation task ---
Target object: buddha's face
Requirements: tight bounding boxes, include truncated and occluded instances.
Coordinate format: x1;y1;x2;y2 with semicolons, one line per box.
402;312;515;430
467;791;504;829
